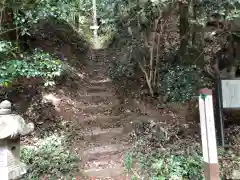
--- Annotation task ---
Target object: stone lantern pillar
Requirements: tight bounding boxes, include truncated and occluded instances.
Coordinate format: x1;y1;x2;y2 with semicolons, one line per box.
0;100;34;179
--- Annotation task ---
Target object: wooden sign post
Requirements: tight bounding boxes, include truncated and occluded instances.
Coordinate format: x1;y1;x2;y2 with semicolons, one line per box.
199;88;220;180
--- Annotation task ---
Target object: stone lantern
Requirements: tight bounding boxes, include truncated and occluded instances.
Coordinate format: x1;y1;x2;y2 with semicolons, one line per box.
0;100;34;179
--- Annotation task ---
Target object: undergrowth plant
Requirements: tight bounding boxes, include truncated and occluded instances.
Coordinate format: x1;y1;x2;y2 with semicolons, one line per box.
158;64;211;103
124;151;203;180
0;41;62;87
20;134;79;179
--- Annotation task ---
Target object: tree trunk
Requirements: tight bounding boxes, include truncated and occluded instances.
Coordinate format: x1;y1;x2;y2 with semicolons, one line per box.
179;1;190;63
0;7;15;40
191;0;197;45
191;0;205;66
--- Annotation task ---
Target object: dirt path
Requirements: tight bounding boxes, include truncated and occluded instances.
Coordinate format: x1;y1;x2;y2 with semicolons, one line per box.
43;49;174;179
72;49;133;179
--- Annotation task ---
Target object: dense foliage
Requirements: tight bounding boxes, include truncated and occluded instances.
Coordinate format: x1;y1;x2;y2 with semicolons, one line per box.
0;0;90;86
0;0;119;87
107;0;240;102
158;65;210;102
0;41;62;86
20;135;78;179
125;151;203;180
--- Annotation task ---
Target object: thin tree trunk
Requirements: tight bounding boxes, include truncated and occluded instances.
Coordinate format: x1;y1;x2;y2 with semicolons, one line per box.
191;0;197;45
179;1;190;63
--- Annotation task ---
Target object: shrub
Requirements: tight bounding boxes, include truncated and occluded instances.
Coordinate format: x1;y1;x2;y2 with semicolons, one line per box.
157;64;211;103
20;134;79;179
124;151;203;180
0;41;62;87
150;153;203;180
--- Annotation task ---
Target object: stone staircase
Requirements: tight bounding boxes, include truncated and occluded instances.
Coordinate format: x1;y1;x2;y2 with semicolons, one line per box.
75;49;133;179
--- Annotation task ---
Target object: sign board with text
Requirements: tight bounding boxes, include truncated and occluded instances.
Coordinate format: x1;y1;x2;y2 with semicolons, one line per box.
215;78;240;146
221;79;240;108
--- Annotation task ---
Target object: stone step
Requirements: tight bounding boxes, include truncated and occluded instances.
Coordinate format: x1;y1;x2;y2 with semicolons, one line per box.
79;92;113;97
77;97;119;106
82;115;122;127
89;50;105;54
90;78;112;85
90;54;106;59
91;59;106;63
87;60;106;66
83;144;130;161
78;92;116;103
88;75;108;82
79;98;117;106
83;166;125;178
79;102;118;114
86;86;108;93
90;50;106;55
83;127;124;142
79;112;140;129
84;160;119;169
83;153;124;169
88;82;112;89
92;69;102;72
88;70;104;75
88;54;106;60
86;57;105;63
